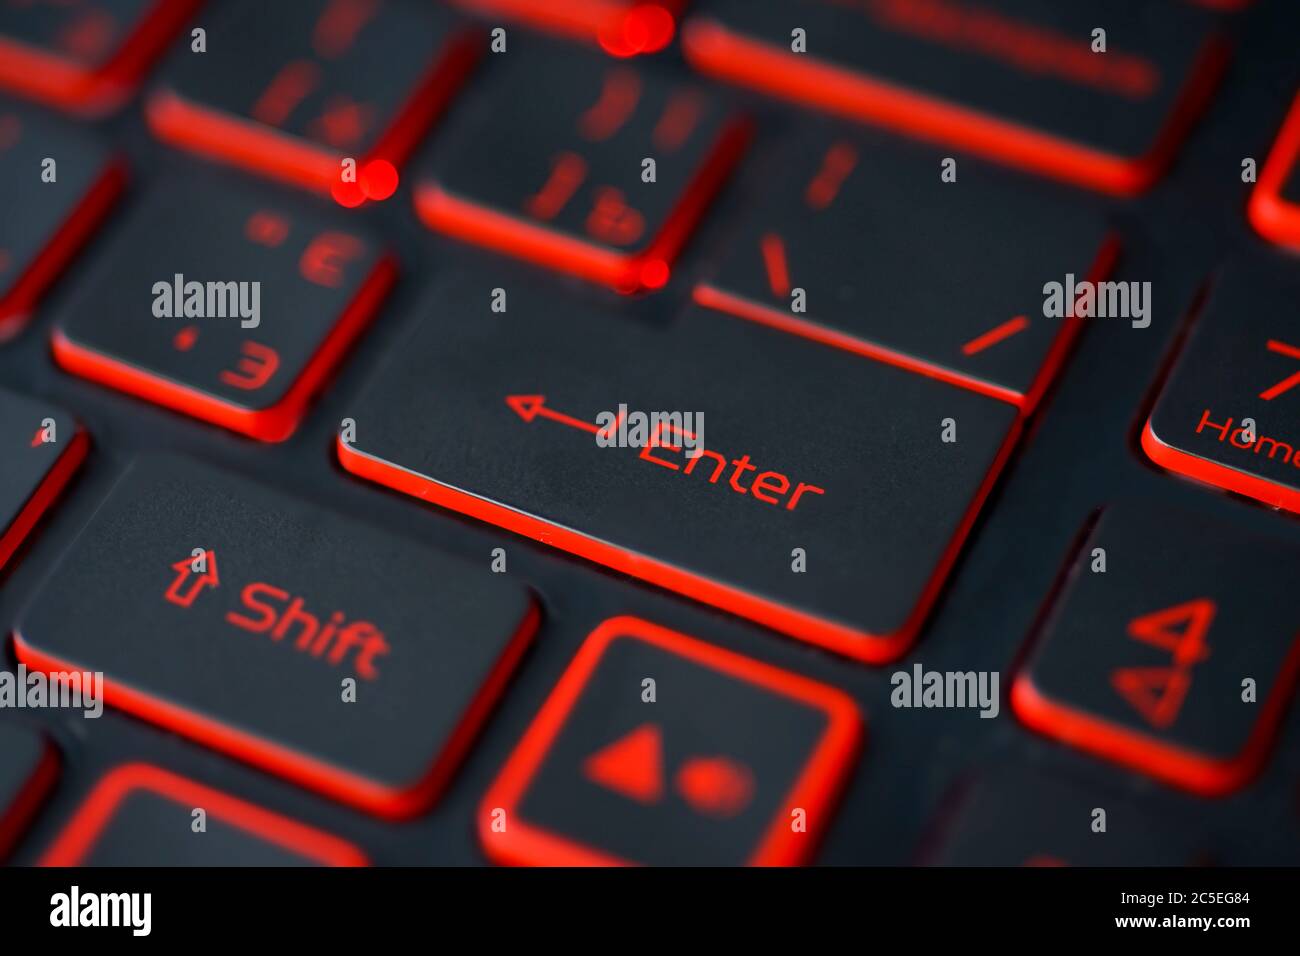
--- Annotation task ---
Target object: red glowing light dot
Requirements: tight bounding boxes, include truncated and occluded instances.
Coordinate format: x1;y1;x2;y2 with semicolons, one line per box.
626;4;675;53
360;159;399;201
598;3;674;57
331;178;366;208
640;258;670;289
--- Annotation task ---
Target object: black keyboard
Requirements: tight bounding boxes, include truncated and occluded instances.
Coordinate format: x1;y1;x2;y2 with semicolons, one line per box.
3;0;1300;869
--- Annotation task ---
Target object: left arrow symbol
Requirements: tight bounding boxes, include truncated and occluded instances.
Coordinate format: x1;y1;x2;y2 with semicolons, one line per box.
505;394;605;435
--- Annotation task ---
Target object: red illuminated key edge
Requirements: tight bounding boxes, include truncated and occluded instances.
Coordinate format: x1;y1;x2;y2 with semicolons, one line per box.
50;255;398;442
453;0;683;56
415;117;752;293
0;427;89;573
38;763;368;865
338;408;1021;665
1011;631;1300;796
681;19;1229;196
145;30;481;196
0;161;126;339
477;615;863;866
14;602;538;819
0;737;57;861
0;0;201;115
694;236;1120;412
1247;92;1300;249
1141;418;1300;515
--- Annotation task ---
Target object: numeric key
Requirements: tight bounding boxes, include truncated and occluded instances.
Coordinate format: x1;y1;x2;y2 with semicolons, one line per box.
416;40;749;292
1144;266;1300;515
52;176;396;441
147;0;479;197
1012;503;1300;795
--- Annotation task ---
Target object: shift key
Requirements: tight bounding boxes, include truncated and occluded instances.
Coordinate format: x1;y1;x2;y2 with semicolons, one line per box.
338;274;1020;664
13;455;539;818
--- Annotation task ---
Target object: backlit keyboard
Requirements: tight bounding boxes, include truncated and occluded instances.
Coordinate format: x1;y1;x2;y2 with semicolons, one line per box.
2;0;1300;869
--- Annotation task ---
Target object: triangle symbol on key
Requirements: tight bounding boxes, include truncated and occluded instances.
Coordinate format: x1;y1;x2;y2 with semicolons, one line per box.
582;723;664;804
1111;666;1193;729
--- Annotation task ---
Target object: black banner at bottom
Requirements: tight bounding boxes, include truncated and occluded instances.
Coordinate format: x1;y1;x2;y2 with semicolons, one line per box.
0;865;1286;941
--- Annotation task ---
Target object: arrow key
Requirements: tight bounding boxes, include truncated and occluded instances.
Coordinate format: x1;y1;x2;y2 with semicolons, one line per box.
479;616;861;866
1012;502;1300;795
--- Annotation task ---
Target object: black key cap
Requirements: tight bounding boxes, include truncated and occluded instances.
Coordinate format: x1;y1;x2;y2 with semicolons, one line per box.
0;100;123;339
0;723;57;861
1249;91;1300;250
1012;502;1300;795
1;387;86;572
1144;266;1300;516
41;764;367;865
695;131;1118;409
0;0;198;113
51;176;396;441
927;769;1197;866
147;0;479;199
479;616;861;866
338;273;1020;663
14;456;539;817
683;0;1227;194
452;0;682;56
416;39;749;292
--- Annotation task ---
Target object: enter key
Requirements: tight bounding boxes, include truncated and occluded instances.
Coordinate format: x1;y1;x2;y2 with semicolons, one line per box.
339;273;1020;664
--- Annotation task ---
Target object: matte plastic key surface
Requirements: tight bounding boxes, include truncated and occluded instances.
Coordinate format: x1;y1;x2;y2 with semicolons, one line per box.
683;0;1227;194
338;273;1020;663
479;616;861;866
41;764;367;865
928;769;1197;866
147;0;479;196
1248;92;1300;249
416;39;749;292
0;723;57;860
695;131;1118;409
0;387;87;572
1012;503;1300;795
51;176;396;441
14;456;540;818
0;99;123;338
0;0;199;112
1144;266;1300;516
